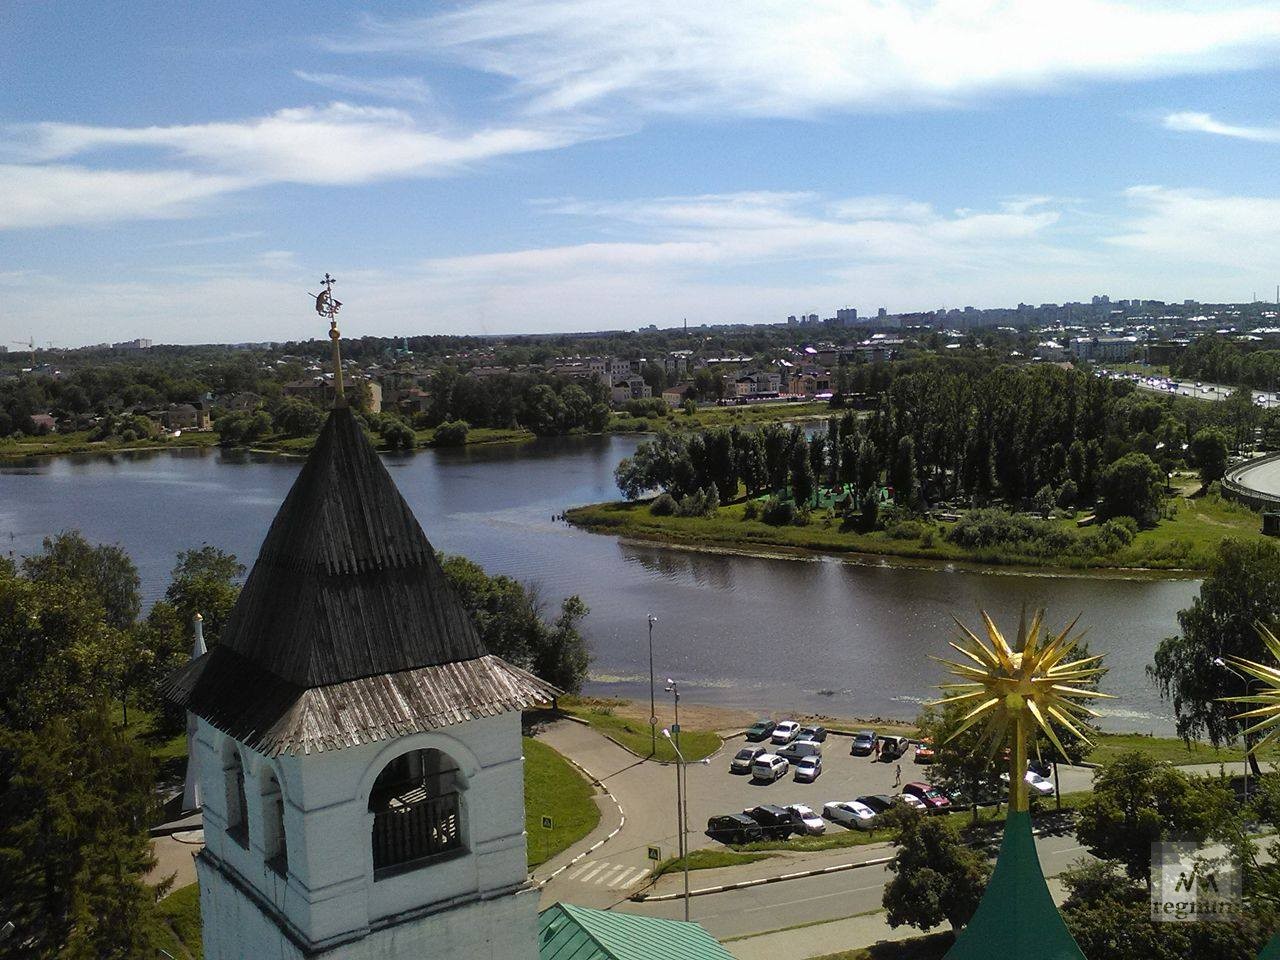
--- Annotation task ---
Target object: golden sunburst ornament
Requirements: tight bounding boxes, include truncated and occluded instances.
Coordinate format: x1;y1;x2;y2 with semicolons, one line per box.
1222;623;1280;755
931;609;1111;810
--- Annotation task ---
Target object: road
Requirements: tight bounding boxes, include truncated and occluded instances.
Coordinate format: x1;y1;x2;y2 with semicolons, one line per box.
1229;456;1280;499
1115;369;1280;407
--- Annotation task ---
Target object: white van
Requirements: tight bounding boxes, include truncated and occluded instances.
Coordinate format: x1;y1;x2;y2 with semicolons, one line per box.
776;739;822;761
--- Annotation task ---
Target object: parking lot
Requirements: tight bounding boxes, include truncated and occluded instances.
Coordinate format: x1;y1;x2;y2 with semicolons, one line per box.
674;726;1094;851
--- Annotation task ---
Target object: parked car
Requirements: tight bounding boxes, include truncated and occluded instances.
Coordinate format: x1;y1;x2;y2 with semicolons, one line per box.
777;739;822;761
855;794;896;815
743;804;798;839
896;793;928;812
1001;770;1056;796
751;753;789;782
850;730;877;756
707;813;763;844
878;735;911;761
913;738;935;764
798;724;828;743
784;803;826;835
745;719;777;742
771;720;802;745
794;755;823;783
823;800;878;830
1028;758;1052;778
902;781;952;813
731;744;768;774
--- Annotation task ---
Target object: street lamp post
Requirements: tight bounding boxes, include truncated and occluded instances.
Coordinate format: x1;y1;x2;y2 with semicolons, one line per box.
665;678;688;865
1214;656;1255;799
647;615;658;756
662;728;691;921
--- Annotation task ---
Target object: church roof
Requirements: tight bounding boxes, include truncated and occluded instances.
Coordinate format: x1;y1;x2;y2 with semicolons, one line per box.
538;904;734;960
165;404;557;754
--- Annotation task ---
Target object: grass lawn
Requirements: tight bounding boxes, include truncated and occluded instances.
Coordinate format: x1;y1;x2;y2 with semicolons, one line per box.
157;882;203;959
1090;731;1278;765
566;487;1268;574
608;401;835;436
652;848;777;877
812;931;955;960
558;703;722;762
0;429;220;460
524;737;601;869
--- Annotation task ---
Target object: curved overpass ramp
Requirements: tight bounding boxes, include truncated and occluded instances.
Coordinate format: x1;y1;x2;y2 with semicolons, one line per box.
1224;454;1280;510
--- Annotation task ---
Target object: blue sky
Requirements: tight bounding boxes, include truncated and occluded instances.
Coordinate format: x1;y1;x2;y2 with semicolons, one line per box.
5;1;1280;346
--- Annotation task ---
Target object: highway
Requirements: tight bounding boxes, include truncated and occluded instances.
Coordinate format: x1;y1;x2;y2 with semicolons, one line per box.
1228;455;1280;499
1111;368;1280;408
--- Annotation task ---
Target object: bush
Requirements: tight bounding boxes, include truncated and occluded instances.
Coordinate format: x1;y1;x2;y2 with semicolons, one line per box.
676;485;719;518
432;420;470;447
1057;480;1078;508
885;520;924;540
623;398;668;419
762;498;796;526
742;501;759;521
650;493;677;516
381;419;416;450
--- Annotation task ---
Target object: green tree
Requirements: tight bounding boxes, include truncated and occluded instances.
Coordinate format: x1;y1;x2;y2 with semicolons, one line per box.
1076;752;1226;883
273;397;325;437
882;809;988;932
892;435;920;508
380;418;416;450
1151;538;1280;776
164;545;244;644
1096;452;1164;524
21;531;140;631
735;430;768;495
586;402;611;433
855;438;879;494
789;435;815;506
1189;427;1230;486
432;419;470;447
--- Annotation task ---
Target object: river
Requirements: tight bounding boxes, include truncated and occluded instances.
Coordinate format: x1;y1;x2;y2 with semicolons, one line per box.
0;435;1198;733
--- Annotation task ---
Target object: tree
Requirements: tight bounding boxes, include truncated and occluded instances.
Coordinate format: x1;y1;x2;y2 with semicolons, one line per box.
892;435;920;508
1189;427;1230;487
585;402;611;433
1096;452;1164;524
432;420;470;447
789;435;815;506
380;418;416;450
163;545;244;644
916;703;1005;823
523;384;565;436
855;438;880;494
0;706;167;958
21;531;140;631
735;430;768;495
273;397;325;438
882;808;988;932
1151;538;1280;776
1076;752;1226;883
762;423;790;492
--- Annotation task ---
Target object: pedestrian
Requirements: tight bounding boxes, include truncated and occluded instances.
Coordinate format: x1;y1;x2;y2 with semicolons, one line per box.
894;763;902;787
873;737;880;761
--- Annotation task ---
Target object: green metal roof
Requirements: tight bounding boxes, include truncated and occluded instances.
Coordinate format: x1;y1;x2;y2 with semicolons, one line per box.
538;903;735;960
945;810;1085;960
1260;932;1280;960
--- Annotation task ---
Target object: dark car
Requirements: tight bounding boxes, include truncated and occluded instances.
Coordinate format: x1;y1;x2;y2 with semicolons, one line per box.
798;724;828;743
878;735;911;761
902;781;952;813
856;794;896;815
730;744;767;774
707;814;763;844
850;730;877;756
745;719;777;742
742;804;798;840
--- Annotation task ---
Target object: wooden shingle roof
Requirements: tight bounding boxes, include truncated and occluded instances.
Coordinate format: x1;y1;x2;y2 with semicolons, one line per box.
165;405;557;754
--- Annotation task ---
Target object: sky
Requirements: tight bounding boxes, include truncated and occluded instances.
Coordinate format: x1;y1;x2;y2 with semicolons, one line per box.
4;1;1280;347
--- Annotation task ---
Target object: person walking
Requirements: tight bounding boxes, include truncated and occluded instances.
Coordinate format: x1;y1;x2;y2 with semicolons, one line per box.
894;763;902;787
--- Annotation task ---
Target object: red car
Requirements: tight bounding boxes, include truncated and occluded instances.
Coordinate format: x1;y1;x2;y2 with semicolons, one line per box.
902;781;951;813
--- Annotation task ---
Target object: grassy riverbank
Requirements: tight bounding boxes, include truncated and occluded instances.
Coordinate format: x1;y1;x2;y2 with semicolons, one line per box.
608;401;834;435
566;490;1265;574
559;698;722;762
0;429;221;460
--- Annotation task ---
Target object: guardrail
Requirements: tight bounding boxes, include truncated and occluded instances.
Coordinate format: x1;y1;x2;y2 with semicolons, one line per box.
1222;452;1280;511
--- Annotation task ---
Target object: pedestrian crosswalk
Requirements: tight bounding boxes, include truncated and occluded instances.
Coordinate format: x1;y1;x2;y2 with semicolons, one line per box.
564;859;652;889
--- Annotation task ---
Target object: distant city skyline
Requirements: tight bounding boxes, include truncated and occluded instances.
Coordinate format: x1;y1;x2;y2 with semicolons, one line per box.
5;2;1280;346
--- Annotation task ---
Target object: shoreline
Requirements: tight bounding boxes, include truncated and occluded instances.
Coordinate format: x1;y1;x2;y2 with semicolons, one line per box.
565;507;1207;582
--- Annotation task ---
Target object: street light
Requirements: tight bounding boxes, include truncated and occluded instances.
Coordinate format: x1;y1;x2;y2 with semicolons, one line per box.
662;728;691;921
647;616;659;755
1213;656;1254;799
665;677;681;754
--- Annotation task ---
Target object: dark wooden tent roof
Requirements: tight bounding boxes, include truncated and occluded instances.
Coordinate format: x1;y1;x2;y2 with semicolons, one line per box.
165;405;557;755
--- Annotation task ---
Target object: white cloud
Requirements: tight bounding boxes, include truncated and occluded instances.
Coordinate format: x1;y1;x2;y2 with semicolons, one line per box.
0;102;607;228
1163;111;1280;143
293;71;437;106
0;164;244;229
343;1;1280;118
1108;185;1280;272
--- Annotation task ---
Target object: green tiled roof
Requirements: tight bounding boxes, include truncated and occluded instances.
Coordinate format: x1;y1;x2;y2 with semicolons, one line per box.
945;810;1085;960
538;903;735;960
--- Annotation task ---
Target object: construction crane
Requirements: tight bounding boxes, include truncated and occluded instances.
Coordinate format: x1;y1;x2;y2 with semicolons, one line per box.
9;337;50;364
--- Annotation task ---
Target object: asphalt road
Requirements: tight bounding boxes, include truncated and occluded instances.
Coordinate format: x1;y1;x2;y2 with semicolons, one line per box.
1230;456;1280;498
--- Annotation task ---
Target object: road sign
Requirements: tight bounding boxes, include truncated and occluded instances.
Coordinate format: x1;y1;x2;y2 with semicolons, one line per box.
541;816;553;830
647;845;661;862
650;716;659;726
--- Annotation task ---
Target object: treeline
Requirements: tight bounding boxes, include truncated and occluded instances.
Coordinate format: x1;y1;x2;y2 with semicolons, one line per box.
617;360;1247;524
1172;334;1280;390
423;368;611;436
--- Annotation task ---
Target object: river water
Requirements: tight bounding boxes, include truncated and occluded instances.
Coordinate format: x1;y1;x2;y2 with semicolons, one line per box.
0;435;1198;733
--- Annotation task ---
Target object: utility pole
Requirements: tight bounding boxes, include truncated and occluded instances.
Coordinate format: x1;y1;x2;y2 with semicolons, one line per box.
647;615;658;756
663;729;691;921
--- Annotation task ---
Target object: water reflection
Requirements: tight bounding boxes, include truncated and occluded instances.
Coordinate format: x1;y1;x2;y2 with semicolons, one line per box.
0;435;1197;732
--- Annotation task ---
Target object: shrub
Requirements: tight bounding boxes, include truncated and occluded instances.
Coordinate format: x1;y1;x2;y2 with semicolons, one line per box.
742;501;759;521
1057;480;1078;508
381;419;417;450
920;529;936;548
885;520;924;540
432;420;470;447
650;493;677;516
762;498;796;526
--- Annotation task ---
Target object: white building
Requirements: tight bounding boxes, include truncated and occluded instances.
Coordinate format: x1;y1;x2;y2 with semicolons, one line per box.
165;403;557;960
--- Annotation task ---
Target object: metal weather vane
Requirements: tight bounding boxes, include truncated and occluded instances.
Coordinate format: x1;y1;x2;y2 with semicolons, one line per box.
308;273;345;404
1222;622;1280;754
931;609;1111;811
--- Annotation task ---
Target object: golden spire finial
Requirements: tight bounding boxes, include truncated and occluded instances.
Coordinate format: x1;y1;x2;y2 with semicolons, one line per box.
312;272;345;407
1222;622;1280;755
931;609;1111;811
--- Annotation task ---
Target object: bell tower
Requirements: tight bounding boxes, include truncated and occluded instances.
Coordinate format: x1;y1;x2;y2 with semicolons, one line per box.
166;308;555;959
